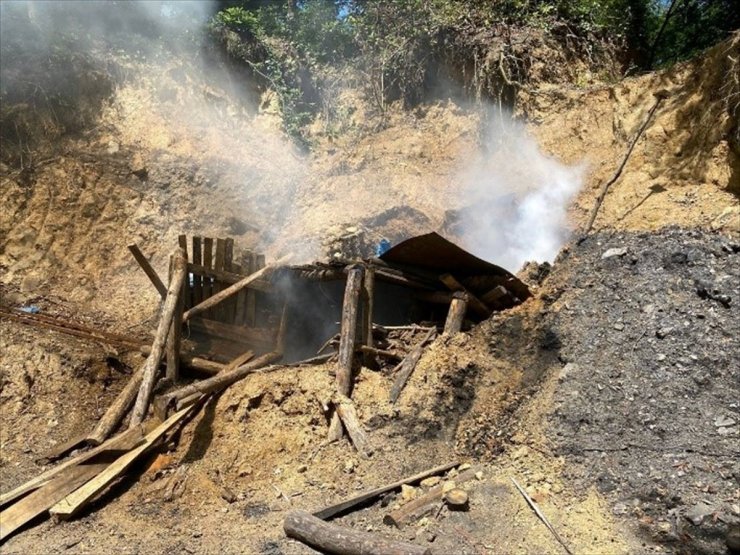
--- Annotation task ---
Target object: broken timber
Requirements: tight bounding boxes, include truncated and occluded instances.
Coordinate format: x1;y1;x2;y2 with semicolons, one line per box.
166;251;187;382
312;461;459;520
130;247;188;427
332;393;372;458
439;273;491;318
388;327;437;403
284;510;431;555
328;266;364;442
443;291;467;335
128;244;167;299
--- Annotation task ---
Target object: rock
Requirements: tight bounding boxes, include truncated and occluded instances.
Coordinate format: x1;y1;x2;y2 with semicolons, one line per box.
656;353;667;362
420;476;441;488
613;322;625;331
442;481;457;494
685;502;714;525
656;327;673;339
602;247;628;259
714;415;736;428
444;489;469;510
401;484;417;501
344;460;355;474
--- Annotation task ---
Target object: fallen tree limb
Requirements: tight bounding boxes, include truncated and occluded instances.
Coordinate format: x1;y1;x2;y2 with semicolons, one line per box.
581;92;666;238
333;394;372;458
130;248;188;427
128;244;167;299
50;403;200;521
312;461;459;520
0;425;145;507
182;254;291;322
384;467;480;528
388;327;437;403
284;510;431;555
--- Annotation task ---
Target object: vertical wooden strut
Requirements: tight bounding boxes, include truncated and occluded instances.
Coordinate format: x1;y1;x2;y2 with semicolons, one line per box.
166;252;187;382
328;266;364;442
443;292;468;335
361;265;376;367
130;248;188;427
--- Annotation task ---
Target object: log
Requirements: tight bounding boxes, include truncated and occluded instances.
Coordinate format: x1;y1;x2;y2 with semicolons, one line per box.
182;254;291;322
0;459;111;540
87;368;144;445
130;248;188;427
333;394;372;458
384;467;480;528
439;273;491;318
356;345;402;362
388;327;437;403
328;266;364;442
284;510;430;555
140;345;224;375
312;461;459;520
192;236;204;305
0;426;145;507
164;351;281;404
480;285;510;306
50;404;198;521
166;254;186;382
362;266;375;366
128;244;166;299
443;292;467;335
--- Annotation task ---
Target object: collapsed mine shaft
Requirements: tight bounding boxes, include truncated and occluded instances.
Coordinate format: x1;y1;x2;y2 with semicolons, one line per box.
0;230;531;543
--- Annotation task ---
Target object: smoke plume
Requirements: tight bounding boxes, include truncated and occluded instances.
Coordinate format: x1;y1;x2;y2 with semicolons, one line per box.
456;109;584;271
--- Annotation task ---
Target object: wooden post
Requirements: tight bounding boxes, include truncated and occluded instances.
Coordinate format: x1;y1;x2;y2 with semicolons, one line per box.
165;253;186;383
203;237;214;317
328;266;364;442
130;248;188;427
333;393;372;458
389;327;437;404
443;292;467;335
361;265;375;367
128;244;166;299
182;254;291;322
192;236;203;306
284;510;431;555
439;273;491;318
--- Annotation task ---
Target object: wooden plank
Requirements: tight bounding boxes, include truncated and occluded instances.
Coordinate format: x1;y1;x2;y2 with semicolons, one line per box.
328;266;363;442
182;255;291;323
223;238;236;323
188;318;276;348
312;462;459;520
127;244;166;299
50;404;198;521
233;261;248;326
192;236;203;306
38;433;89;464
362;266;376;367
178;234;188;259
245;251;256;326
333;394;372;458
202;237;214;317
439;273;491;318
389;327;437;404
0;426;145;507
0;459;111;540
186;263;272;292
214;238;227;321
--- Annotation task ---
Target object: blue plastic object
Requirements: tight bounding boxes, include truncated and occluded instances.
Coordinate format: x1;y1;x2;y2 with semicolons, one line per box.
375;239;392;257
20;305;41;314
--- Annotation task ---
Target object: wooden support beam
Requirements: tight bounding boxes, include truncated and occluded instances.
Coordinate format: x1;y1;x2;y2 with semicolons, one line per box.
389;327;436;404
443;292;467;335
50;404;198;521
166;254;186;383
439;273;491;318
361;266;375;367
275;300;289;355
312;461;459;520
192;236;203;306
187;317;276;349
186;263;272;292
328;266;364;442
203;237;214;317
333;393;372;458
0;426;145;507
284;510;431;555
87;370;144;445
128;244;166;299
130;248;188;427
182;255;291;322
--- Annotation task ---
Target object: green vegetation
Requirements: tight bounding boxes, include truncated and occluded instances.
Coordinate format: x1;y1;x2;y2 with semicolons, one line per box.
211;0;739;141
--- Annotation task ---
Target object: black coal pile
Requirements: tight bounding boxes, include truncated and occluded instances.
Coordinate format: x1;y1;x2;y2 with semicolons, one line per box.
547;228;739;554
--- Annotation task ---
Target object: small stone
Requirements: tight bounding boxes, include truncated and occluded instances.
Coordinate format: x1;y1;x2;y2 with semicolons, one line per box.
715;415;736;428
656;354;667;362
426;532;436;543
297;465;307;473
344;460;355;474
444;489;469;511
656;328;672;339
442;481;457;494
685;502;714;525
401;484;417;501
475;471;484;481
602;247;628;259
458;463;471;471
420;476;441;488
613;322;625;331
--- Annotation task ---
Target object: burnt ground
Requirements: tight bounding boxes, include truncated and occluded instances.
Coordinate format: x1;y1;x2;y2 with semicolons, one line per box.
545;228;740;554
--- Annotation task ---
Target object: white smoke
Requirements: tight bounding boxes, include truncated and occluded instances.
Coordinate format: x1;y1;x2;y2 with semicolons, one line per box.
457;110;584;271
